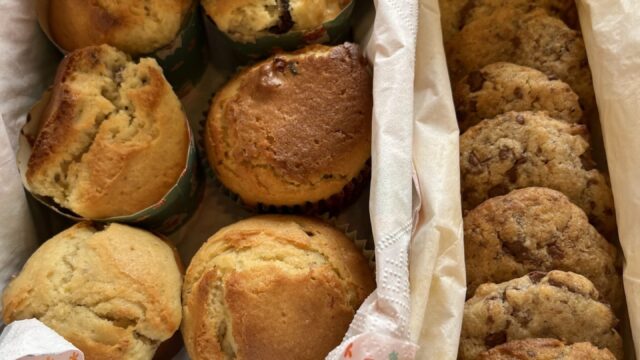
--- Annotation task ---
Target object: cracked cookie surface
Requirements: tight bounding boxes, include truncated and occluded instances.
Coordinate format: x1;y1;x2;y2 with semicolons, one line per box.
459;271;623;360
181;215;374;360
460;111;616;236
446;8;595;116
26;45;189;219
454;62;582;132
464;187;622;310
478;338;616;359
1;222;183;360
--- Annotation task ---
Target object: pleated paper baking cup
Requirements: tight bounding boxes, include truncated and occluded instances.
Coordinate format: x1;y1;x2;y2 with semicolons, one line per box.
17;91;205;235
35;0;207;97
196;105;371;216
202;0;355;59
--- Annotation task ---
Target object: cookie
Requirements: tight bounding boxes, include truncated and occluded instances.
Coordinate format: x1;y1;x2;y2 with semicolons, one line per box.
440;0;578;43
460;111;616;237
454;62;583;132
446;8;595;115
464;187;622;310
478;338;616;360
459;271;623;360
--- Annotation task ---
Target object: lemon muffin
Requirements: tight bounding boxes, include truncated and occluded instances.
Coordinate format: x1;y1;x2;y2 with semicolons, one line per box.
205;43;372;212
44;0;193;55
26;45;190;219
181;215;375;360
2;222;183;359
201;0;351;43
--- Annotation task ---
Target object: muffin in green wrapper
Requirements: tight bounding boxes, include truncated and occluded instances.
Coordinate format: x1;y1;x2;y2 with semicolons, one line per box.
201;0;355;58
37;0;207;95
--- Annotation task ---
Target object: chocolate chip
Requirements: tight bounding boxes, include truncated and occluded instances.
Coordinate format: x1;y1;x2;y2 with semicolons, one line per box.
528;271;546;283
513;87;524;99
547;242;564;260
484;331;507;348
273;58;287;73
499;147;513;160
502;240;530;261
506;166;518;183
467;71;486;92
515;114;525;124
580;153;597;170
511;36;522;49
488;184;510;197
515;157;527;165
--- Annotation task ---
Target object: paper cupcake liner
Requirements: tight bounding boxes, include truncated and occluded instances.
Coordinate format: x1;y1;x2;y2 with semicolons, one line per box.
202;0;355;60
196;106;370;216
35;1;207;97
319;214;375;269
17;90;205;235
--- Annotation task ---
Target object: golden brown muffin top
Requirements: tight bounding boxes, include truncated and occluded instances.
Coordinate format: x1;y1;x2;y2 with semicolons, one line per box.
2;222;183;359
27;45;189;219
201;0;351;42
478;338;616;360
46;0;193;55
206;43;372;207
181;215;375;360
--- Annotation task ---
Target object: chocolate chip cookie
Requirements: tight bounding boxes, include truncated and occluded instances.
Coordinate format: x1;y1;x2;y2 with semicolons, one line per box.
460;111;616;237
459;271;623;360
464;187;622;310
478;338;616;359
446;8;595;115
454;62;583;132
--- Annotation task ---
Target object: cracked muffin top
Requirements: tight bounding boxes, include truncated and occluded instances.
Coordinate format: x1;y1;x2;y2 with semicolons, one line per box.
478;338;616;360
201;0;351;42
459;271;623;360
2;222;183;359
205;43;372;209
26;45;189;219
181;215;375;360
46;0;193;55
463;187;622;311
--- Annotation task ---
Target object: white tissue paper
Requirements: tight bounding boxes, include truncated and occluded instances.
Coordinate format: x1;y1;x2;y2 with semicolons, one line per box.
0;319;83;360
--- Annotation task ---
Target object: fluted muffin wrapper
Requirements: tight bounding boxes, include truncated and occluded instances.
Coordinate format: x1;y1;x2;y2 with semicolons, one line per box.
320;213;375;268
35;1;207;97
202;0;355;60
17;90;205;235
196;105;370;216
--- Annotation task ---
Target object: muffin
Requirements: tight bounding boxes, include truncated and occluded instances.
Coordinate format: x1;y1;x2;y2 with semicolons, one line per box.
181;215;375;360
478;339;616;360
446;8;595;115
464;187;622;310
201;0;352;43
459;111;616;236
205;43;372;213
454;62;583;132
26;45;190;220
44;0;193;55
2;222;183;359
459;271;623;360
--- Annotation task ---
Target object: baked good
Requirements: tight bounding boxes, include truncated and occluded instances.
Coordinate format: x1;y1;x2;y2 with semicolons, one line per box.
446;8;595;115
464;187;622;310
205;43;372;212
439;0;577;43
45;0;193;55
2;222;183;359
478;338;616;360
459;271;623;360
454;62;583;132
181;215;375;360
26;45;189;219
459;111;616;236
201;0;351;42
